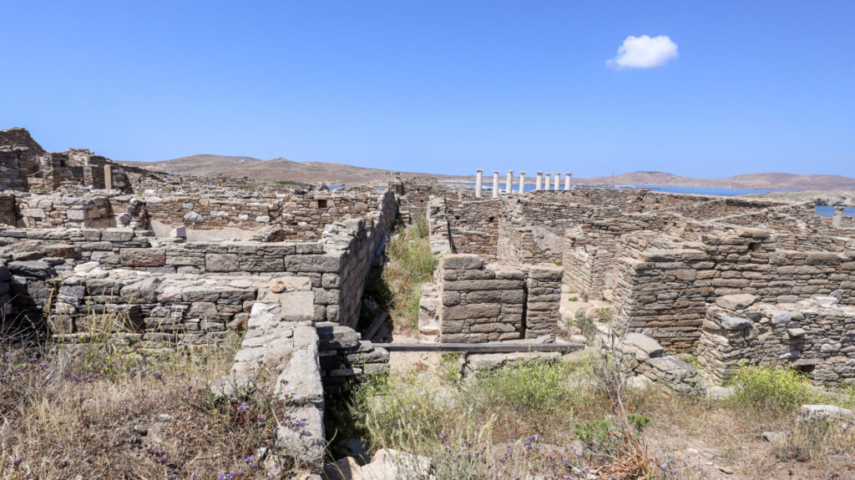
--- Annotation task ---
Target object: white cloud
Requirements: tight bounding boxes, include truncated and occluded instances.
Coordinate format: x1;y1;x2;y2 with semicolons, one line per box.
606;35;678;69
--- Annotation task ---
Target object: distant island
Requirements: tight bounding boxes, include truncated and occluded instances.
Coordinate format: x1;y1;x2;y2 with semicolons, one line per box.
122;155;855;191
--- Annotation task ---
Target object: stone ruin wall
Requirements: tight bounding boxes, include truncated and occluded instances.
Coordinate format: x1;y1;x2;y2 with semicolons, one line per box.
609;226;855;351
0;188;397;333
1;186;393;242
0;147;32;192
428;196;500;261
436;255;526;342
699;296;855;386
425;185;855;379
0;180;397;474
434;254;562;343
0;128;134;194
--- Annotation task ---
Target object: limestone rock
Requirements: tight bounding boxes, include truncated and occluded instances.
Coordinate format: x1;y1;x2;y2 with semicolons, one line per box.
717;314;752;331
183;211;202;222
800;404;854;421
210;373;254;401
716;294;757;311
618;333;664;360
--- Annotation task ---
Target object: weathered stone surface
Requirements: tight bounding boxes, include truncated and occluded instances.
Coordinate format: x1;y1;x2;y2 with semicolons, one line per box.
275;342;323;407
275;406;325;471
800;404;854;420
120;277;161;303
619;333;664;360
716;294;757;311
441;254;483;271
718;314;752;331
206;253;239;272
120;248;166;267
210;373;253;401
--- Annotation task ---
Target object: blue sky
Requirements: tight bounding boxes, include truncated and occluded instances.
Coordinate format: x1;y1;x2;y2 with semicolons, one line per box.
1;1;853;178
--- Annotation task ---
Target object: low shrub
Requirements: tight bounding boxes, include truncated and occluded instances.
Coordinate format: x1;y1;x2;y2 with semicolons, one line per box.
370;216;436;332
439;352;461;383
350;371;453;450
461;360;575;415
729;365;815;415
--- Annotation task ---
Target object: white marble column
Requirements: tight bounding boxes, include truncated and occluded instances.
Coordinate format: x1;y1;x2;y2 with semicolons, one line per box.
518;171;526;194
553;172;560;190
564;172;572;190
506;170;513;195
833;206;845;228
535;172;543;191
492;171;500;198
475;169;483;198
544;173;551;191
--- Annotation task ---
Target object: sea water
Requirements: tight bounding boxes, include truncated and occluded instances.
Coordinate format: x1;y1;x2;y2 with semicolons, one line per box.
450;183;854;218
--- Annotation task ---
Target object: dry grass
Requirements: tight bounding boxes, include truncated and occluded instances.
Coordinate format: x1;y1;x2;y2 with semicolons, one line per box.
365;216;436;334
348;350;855;479
0;335;311;479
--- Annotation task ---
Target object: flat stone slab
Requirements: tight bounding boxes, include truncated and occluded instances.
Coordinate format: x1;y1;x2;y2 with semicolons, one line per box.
619;333;664;360
276;406;325;472
716;294;757;311
275;342;323;408
800;404;854;420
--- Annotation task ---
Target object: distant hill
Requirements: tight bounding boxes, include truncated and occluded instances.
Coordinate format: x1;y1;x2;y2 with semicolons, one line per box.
121;155;855;191
121;154;439;184
577;171;855;191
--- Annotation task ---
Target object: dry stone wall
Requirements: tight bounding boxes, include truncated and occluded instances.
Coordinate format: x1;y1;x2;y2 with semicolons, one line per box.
699;294;855;386
437;254;526;342
434;255;564;342
610;225;855;351
524;265;562;339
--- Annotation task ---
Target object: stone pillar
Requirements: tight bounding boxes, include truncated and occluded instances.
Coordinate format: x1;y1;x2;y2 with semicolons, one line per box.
553;172;560;190
832;206;845;228
475;169;483;198
518;171;526;194
104;165;112;190
565;172;572;190
492;171;500;198
544;173;551;191
506;170;513;195
535;172;543;191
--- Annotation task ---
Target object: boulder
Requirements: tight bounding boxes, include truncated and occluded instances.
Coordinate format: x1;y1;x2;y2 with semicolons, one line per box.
800;404;854;421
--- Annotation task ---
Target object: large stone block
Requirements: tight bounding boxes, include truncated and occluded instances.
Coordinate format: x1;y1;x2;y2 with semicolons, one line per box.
441;254;483;271
443;279;524;291
120;277;161;303
239;257;285;272
102;228;135;242
285;253;344;273
527;265;563;280
120;248;166;267
206;253;239;272
465;289;525;304
282;290;315;322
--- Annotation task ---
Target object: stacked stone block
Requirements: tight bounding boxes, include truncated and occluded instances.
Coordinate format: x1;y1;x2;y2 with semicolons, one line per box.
612;242;715;350
47;269;271;346
317;322;390;394
0;260;12;325
524;265;562;339
438;254;526;342
0;195;15;226
699;295;855;385
0;147;31;192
